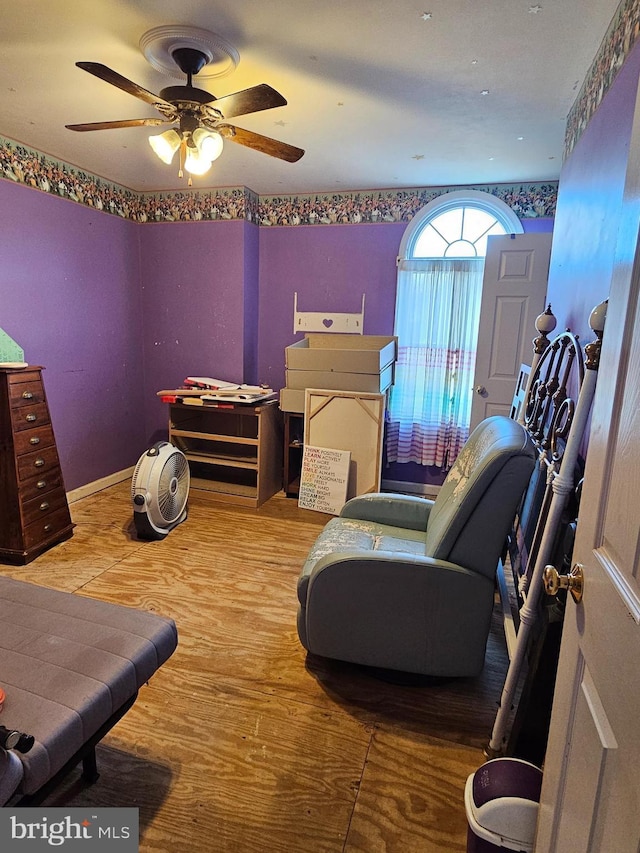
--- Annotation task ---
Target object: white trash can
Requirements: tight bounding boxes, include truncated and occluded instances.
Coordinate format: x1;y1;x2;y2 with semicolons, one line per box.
465;757;542;852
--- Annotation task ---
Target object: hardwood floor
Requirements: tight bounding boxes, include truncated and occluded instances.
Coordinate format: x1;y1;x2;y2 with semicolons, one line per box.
5;482;510;852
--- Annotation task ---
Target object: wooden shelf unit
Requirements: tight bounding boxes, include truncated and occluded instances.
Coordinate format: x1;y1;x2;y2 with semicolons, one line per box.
0;366;74;564
169;401;283;508
283;411;304;498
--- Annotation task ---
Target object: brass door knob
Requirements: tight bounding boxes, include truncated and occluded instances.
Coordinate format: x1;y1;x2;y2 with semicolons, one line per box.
543;563;584;604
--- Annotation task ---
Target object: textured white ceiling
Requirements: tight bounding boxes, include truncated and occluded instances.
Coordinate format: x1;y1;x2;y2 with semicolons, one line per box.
0;0;621;195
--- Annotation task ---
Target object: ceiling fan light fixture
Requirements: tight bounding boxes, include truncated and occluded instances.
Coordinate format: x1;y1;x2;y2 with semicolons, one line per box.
184;144;212;176
149;129;181;164
192;127;224;162
68;47;304;182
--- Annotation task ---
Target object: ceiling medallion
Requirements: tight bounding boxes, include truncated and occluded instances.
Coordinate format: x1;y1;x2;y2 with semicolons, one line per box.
139;25;240;81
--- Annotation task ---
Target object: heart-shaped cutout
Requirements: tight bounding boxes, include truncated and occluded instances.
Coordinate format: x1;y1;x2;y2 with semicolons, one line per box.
323;318;334;328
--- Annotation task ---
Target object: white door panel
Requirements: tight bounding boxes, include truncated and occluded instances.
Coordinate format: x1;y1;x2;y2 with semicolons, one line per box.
470;233;551;431
535;172;640;850
549;659;618;852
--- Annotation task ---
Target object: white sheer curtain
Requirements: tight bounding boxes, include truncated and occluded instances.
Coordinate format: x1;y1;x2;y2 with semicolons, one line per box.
387;258;484;469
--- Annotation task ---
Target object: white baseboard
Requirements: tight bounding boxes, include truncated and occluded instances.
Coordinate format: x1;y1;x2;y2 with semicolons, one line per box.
381;479;441;499
69;471;441;503
67;466;135;503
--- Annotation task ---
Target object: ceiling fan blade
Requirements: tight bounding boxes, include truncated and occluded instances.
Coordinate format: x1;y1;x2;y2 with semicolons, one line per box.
224;126;304;162
76;62;175;112
211;84;287;119
66;118;172;132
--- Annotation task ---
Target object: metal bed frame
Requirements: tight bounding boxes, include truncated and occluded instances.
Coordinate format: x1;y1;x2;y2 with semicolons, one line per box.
488;299;607;757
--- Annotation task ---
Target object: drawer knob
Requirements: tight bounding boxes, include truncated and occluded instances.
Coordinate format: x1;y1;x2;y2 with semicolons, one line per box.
43;524;53;533
39;501;49;511
26;413;37;422
22;391;34;400
34;458;45;468
37;480;47;489
30;436;41;445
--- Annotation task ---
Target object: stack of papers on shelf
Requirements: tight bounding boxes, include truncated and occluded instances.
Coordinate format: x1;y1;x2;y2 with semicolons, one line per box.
183;377;239;390
201;391;276;404
157;375;276;406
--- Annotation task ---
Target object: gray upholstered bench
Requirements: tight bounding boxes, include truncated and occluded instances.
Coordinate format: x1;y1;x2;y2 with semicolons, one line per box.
0;576;178;805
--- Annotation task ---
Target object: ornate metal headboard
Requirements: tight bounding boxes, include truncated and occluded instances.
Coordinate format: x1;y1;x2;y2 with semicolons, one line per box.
525;329;584;464
513;327;585;601
488;299;607;758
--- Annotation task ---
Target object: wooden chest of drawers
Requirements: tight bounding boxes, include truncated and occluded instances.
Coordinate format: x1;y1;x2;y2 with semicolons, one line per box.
0;366;74;564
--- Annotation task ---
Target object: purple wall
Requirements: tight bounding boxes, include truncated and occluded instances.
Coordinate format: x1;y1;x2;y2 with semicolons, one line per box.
138;219;256;444
257;217;553;392
547;41;640;341
522;218;555;234
258;223;405;390
256;216;553;487
243;221;260;385
0;175;555;492
0;181;144;491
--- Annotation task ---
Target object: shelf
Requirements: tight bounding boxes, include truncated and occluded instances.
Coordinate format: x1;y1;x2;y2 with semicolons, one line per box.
190;475;259;501
184;451;258;470
171;428;258;446
168;401;282;508
285;475;300;498
282;411;304;499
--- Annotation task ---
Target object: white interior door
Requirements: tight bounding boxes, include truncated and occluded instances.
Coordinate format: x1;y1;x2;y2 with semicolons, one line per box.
534;232;640;848
470;233;551;431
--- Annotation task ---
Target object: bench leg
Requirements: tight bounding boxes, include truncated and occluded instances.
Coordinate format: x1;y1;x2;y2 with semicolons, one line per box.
82;748;100;785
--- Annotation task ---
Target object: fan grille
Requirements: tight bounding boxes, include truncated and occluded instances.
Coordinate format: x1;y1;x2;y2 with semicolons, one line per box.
157;451;190;523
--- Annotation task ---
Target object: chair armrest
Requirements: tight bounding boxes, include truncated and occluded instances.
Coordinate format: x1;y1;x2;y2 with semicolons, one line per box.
299;549;483;606
302;552;495;677
308;551;483;590
339;493;434;531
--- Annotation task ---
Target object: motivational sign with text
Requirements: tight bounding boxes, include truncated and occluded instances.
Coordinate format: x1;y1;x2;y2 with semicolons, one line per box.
298;445;351;515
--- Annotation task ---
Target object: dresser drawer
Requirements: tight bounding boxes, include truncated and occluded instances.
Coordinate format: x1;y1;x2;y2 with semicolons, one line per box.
22;505;72;551
20;469;65;502
21;487;69;528
13;424;55;455
8;376;46;407
1;366;73;564
10;402;51;433
16;445;61;482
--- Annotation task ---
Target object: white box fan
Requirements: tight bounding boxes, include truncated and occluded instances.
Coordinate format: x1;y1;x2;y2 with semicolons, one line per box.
131;441;190;540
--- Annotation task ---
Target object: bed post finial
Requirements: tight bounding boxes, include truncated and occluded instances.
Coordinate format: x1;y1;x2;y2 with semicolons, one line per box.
585;299;607;371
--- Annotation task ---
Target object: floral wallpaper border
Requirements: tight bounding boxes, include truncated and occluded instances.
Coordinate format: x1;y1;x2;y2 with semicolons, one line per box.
0;136;259;223
566;0;639;159
0;135;557;225
258;184;556;226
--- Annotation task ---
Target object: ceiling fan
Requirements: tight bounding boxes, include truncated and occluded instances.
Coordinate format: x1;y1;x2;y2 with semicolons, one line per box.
66;46;305;181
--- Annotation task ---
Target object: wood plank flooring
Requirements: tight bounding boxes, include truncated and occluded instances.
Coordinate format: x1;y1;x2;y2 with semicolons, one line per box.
5;482;511;852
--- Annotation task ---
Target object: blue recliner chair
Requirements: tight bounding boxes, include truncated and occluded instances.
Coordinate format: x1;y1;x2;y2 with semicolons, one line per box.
297;416;536;677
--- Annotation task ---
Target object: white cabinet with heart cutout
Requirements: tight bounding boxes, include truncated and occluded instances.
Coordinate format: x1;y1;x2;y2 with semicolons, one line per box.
292;292;366;333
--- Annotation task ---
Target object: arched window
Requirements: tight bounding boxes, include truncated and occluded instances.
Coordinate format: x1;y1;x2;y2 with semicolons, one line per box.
388;191;523;469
